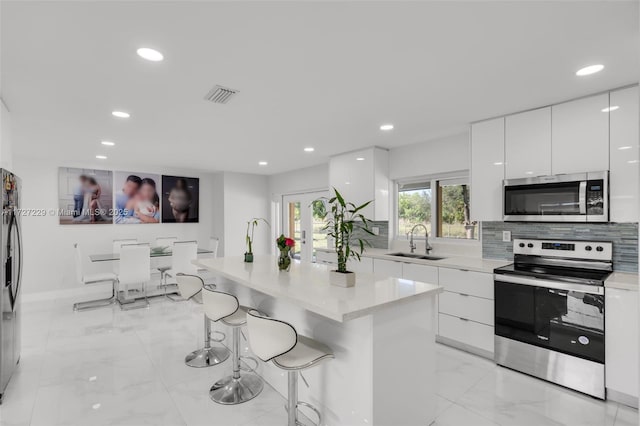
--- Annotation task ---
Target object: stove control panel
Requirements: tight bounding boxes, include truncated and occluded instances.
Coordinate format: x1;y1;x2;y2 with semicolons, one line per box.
513;239;612;261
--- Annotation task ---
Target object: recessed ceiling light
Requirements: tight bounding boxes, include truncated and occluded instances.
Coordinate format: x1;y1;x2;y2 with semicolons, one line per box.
602;106;619;113
96;155;107;160
258;161;268;166
628;160;639;164
304;147;315;152
356;157;365;161
380;124;394;131
345;182;351;185
136;47;164;62
112;111;130;118
101;141;115;146
493;162;503;166
525;171;533;175
576;64;604;76
618;146;633;150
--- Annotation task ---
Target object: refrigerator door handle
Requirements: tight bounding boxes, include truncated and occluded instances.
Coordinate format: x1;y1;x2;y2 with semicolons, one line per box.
14;213;22;312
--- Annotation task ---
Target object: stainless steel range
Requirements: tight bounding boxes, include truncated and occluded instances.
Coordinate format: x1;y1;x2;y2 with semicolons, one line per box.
493;239;612;399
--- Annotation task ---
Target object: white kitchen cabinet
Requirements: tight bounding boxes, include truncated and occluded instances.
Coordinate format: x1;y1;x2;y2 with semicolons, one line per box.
609;86;639;223
438;268;493;300
505;107;552;179
438;313;494;355
439;292;494;326
605;288;638;405
372;258;403;278
551;93;609;174
470;117;505;221
329;147;389;221
347;256;374;274
401;263;439;284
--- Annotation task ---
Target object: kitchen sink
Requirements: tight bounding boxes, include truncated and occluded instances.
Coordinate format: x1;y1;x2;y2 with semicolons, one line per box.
385;252;445;261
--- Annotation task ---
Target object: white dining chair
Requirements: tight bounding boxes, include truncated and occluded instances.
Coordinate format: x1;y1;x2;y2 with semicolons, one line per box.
154;236;178;286
72;243;118;312
117;243;150;310
198;237;220;275
246;310;334;426
176;274;230;368
164;241;198;301
112;238;137;275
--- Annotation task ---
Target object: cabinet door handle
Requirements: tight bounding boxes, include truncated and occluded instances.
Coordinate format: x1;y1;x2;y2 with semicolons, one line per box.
459;269;469;272
459;317;469;322
458;293;469;297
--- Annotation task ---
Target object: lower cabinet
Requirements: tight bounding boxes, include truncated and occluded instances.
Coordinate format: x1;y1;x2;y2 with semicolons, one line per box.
437;268;495;358
372;258;404;278
438;313;494;354
605;288;638;406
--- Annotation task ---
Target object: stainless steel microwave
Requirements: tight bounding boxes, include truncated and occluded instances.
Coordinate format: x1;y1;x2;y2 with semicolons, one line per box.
503;171;608;222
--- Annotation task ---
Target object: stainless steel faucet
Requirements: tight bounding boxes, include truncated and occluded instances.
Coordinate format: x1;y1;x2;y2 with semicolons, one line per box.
409;224;433;255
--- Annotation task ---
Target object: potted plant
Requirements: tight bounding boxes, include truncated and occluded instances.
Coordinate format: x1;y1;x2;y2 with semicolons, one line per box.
319;188;373;287
276;234;295;271
245;217;269;263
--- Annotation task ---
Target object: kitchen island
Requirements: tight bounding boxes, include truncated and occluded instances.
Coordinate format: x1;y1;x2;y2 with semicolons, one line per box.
194;256;442;426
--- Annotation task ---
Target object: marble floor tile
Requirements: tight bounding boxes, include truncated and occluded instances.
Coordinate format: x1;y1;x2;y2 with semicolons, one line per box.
2;296;637;426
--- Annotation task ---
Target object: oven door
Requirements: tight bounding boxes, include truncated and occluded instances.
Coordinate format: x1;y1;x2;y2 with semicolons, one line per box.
494;274;604;363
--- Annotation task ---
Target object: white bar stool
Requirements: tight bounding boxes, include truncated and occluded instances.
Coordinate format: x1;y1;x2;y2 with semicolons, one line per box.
117;243;150;310
247;310;334;426
72;243;118;311
176;274;230;368
202;286;264;405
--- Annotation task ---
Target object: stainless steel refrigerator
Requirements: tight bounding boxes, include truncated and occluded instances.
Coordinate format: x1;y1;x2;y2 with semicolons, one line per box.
0;170;21;404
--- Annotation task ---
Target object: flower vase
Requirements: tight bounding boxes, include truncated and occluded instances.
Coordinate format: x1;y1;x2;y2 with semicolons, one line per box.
278;249;291;271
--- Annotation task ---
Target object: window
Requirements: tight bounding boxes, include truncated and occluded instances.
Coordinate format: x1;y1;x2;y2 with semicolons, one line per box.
398;181;432;238
396;175;477;240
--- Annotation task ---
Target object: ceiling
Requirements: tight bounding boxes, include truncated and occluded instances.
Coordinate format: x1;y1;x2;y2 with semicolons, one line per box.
2;1;638;175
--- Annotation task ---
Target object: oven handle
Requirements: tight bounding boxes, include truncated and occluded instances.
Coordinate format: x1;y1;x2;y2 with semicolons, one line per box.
495;274;604;295
579;181;587;215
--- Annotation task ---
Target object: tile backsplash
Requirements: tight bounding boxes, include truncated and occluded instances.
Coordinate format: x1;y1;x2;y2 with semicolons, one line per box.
352;221;389;249
482;221;639;272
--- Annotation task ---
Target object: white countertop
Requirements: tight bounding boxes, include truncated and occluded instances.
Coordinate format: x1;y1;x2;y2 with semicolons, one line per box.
316;247;510;274
605;272;639;291
194;256;442;323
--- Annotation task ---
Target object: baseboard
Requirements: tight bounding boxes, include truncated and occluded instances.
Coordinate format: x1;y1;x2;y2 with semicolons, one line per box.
21;282;114;303
607;388;639;408
436;334;494;360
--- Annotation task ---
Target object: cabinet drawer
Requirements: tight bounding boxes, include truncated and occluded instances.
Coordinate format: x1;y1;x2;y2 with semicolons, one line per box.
402;263;439;284
438;268;493;299
439;291;494;326
438;313;494;354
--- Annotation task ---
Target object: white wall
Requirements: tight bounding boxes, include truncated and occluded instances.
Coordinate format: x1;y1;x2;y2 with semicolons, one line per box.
268;163;328;200
0;99;13;171
13;158;216;297
221;172;270;257
389;132;469;180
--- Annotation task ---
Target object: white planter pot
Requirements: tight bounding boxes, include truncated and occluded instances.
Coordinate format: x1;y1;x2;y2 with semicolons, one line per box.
329;270;356;288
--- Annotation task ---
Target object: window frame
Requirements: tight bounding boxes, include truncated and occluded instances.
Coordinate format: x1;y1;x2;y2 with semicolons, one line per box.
393;171;479;244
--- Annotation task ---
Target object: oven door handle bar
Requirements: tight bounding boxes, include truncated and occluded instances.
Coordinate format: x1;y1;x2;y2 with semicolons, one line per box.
495;274;604;295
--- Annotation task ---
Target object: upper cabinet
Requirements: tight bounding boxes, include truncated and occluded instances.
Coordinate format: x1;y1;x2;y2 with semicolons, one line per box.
329;147;389;221
609;86;639;223
551;93;610;174
505;107;551;179
470;117;505;222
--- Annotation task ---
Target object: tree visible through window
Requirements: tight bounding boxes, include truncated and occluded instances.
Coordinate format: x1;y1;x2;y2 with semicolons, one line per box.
397;178;477;240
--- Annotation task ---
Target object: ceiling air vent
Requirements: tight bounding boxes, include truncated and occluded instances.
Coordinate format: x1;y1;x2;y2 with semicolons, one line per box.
204;85;239;104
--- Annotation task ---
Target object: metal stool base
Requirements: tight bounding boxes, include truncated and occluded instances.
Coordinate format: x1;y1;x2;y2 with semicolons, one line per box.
185;346;230;368
73;296;115;312
209;373;264;405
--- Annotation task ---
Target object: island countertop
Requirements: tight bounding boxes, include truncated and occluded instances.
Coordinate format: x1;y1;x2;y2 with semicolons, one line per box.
194;256;442;323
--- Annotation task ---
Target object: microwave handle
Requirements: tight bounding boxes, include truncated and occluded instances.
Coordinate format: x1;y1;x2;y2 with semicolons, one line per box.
579;181;587;214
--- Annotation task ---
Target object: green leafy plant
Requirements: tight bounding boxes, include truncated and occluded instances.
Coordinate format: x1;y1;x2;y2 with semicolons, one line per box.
318;188;374;273
245;217;270;255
